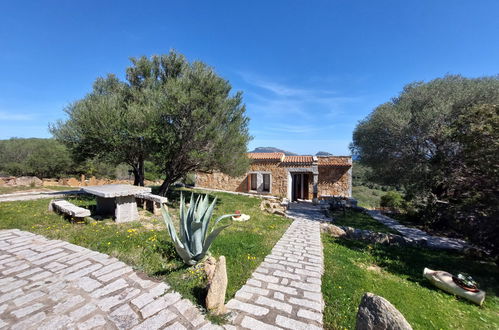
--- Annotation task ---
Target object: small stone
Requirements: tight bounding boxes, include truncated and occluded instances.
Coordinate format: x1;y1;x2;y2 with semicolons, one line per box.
110;304;140;329
78;315;107;330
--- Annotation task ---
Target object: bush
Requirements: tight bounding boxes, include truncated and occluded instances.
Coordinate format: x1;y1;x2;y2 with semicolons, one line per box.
380;191;404;209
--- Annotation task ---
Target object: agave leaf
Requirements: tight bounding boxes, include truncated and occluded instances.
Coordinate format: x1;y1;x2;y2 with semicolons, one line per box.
186;193;196;230
200;224;231;258
213;214;237;227
194;194;206;222
179;193;189;243
195;195;204;219
201;197;217;243
161;205;194;264
190;221;204;256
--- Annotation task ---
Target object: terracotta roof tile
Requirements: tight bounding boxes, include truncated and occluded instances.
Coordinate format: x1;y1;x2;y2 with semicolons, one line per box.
247;152;284;161
282;155;314;164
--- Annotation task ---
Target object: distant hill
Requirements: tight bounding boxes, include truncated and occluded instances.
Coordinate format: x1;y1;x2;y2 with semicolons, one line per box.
249;147;297;156
316;151;333;156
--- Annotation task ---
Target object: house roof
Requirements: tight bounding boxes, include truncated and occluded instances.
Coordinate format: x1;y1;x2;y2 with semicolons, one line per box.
247;153;351;167
282;155;314;164
247;152;284;161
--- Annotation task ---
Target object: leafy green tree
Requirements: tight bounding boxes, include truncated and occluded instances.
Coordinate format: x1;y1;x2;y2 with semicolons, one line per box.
444;104;499;250
51;50;251;195
50;75;151;185
0;138;73;178
352;75;499;251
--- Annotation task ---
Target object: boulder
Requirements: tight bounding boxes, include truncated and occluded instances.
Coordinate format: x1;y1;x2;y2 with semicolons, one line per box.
356;292;412;330
326;224;347;237
206;256;228;315
15;176;42;187
260;199;287;216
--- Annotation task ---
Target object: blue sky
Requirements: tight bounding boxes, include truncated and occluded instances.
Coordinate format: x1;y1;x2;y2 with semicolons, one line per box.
1;1;498;155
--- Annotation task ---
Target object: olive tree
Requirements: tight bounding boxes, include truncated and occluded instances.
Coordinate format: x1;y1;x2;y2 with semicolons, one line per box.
351;75;499;252
51;50;251;193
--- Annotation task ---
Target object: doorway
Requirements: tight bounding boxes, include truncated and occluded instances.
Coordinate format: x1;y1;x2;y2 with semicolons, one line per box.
291;173;309;201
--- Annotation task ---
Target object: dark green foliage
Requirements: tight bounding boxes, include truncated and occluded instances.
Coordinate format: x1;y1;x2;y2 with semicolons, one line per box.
51;50;251;194
351;75;499;253
0;138;73;178
380;191;404;209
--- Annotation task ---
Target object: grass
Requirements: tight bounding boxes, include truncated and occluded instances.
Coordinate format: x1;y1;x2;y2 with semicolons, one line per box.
0;188;291;317
322;235;499;329
0;185;72;194
352;185;387;209
330;209;398;234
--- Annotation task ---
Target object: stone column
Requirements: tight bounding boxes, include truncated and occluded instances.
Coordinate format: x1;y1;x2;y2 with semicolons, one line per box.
115;196;139;223
312;156;319;204
312;173;319;204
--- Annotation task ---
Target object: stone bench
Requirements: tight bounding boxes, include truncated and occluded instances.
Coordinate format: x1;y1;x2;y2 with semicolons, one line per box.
49;199;91;220
135;193;168;215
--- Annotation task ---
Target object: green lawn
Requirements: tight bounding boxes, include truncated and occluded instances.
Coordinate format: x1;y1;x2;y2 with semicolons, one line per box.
322;235;499;329
0;188;291;316
330;209;398;234
352;185;386;209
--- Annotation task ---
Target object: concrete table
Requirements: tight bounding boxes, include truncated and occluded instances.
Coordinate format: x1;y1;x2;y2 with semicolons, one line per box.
82;184;151;223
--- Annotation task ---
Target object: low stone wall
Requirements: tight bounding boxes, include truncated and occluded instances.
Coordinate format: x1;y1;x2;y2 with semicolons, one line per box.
0;176;161;188
0;176;43;187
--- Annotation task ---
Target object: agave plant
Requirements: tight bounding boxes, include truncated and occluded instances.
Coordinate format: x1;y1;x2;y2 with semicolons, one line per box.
161;193;234;265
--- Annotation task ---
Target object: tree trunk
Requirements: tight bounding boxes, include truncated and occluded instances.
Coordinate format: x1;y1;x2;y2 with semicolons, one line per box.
158;178;174;196
132;159;145;186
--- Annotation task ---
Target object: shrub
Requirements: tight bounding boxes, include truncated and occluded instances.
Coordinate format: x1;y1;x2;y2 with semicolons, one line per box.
380;191;404;209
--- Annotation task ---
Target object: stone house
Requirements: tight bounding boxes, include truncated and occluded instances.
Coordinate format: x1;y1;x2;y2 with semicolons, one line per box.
195;152;352;202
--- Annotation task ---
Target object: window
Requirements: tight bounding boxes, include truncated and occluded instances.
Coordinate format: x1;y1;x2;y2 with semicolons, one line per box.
250;173;257;191
262;174;270;192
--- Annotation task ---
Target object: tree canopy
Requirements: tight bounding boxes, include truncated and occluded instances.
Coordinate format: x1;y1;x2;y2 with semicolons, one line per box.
51;50;251;195
0;138;73;178
351;75;499;253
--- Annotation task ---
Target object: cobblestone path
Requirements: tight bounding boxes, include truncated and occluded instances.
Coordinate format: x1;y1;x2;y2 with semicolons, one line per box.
0;229;215;330
367;210;469;251
227;202;325;330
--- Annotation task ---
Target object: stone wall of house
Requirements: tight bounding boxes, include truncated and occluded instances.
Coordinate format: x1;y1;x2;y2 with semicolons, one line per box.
195;157;352;199
318;166;351;197
195;162;289;197
195;172;248;193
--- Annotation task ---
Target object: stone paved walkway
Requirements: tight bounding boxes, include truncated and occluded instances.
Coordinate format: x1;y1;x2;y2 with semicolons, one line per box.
367;210;469;250
226;202;325;330
0;229;215;330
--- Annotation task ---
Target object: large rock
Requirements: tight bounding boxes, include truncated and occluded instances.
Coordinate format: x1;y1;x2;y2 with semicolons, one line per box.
356;292;412;330
260;199;287;216
323;224;347;237
14;176;42;187
206;256;228;315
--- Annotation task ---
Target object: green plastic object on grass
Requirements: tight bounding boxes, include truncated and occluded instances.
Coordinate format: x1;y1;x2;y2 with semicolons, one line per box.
161;193;234;265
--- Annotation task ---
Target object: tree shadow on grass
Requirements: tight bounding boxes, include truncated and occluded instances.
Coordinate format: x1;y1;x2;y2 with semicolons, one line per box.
331;237;499;297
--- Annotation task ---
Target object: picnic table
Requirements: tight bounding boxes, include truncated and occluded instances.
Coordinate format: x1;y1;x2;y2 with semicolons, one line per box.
81;184;151;223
